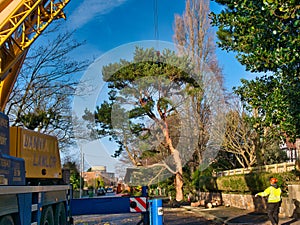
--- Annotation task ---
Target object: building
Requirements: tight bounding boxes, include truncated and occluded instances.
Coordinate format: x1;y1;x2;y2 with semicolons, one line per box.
82;166;116;188
281;138;300;162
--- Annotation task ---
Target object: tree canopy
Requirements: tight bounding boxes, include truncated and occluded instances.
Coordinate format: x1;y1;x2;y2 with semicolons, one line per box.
84;46;226;200
234;75;300;141
210;0;300;75
211;0;300;140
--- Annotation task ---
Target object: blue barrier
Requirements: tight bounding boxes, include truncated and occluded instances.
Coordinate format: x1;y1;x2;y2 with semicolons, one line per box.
70;186;163;225
71;186;150;225
149;199;163;225
71;196;137;215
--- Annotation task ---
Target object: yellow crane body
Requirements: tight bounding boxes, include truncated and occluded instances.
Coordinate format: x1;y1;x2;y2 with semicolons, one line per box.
0;0;70;182
10;126;62;179
0;0;70;111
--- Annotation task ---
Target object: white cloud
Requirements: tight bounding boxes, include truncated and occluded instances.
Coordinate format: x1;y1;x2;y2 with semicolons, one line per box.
68;0;128;30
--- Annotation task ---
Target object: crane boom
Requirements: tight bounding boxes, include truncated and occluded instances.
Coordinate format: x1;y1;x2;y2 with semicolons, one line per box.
0;0;70;111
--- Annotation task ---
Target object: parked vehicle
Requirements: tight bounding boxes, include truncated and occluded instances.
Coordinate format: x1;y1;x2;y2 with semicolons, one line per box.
97;187;106;196
106;187;114;193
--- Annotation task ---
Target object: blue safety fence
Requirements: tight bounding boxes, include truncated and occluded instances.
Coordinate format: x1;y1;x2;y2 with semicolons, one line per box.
70;186;164;225
70;196;146;215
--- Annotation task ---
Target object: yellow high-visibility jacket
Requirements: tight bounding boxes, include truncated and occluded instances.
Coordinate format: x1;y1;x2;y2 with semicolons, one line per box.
257;186;282;203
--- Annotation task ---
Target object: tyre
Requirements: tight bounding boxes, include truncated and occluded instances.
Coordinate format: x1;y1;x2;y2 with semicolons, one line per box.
40;206;54;225
0;215;14;225
54;202;67;225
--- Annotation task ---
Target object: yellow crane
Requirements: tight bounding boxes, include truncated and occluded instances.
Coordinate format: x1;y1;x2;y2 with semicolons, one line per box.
0;0;70;112
0;1;73;225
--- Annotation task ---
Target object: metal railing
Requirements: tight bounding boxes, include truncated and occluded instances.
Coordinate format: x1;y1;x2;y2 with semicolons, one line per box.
215;161;298;177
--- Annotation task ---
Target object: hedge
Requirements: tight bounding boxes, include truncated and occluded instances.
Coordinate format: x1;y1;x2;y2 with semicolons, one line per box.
198;171;299;194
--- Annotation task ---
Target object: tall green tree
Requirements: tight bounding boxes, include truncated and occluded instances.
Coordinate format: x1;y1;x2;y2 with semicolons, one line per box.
85;47;204;201
211;0;300;140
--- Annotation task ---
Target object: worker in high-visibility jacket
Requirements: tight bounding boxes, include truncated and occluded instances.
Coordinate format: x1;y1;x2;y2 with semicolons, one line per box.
255;177;282;225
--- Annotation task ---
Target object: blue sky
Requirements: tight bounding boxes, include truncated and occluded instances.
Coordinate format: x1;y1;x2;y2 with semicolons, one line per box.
53;0;257;173
62;0;255;89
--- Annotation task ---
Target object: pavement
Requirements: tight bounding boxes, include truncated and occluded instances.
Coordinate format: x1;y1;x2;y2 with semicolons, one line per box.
180;205;300;225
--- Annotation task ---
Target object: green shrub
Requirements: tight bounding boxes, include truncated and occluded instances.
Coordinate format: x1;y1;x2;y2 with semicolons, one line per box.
193;175;218;191
216;175;250;193
203;171;298;194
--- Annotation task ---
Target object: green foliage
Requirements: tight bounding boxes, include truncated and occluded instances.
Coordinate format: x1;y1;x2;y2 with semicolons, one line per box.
85;47;197;158
95;178;105;188
69;173;81;190
63;161;82;190
233;75;300;141
190;164;299;194
211;150;242;171
196;176;218;192
18;108;59;130
211;0;300;74
192;169;218;191
149;175;176;198
215;172;298;194
217;175;249;193
211;0;300;140
264;143;289;164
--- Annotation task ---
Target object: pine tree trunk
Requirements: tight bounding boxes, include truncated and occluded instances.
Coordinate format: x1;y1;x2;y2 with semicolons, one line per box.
175;171;183;201
172;148;183;201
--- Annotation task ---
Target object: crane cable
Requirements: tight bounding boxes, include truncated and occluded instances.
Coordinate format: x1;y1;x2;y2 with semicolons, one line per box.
153;0;159;41
153;0;160;60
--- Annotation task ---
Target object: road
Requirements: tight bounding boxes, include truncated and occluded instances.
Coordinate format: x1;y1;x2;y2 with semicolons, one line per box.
74;193;223;224
73;207;223;225
73;193;299;225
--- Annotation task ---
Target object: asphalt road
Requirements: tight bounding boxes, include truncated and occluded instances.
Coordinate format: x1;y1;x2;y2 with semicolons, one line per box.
73;207;223;225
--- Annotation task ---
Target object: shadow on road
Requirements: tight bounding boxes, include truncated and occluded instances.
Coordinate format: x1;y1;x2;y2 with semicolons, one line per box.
281;218;300;225
225;212;300;225
225;212;268;224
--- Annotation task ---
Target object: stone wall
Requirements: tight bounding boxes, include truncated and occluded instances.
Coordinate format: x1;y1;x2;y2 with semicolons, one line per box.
286;185;300;219
220;194;294;218
221;193;261;211
196;184;300;219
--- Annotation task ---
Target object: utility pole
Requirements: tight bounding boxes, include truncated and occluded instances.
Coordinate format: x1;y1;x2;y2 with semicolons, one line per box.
80;145;84;198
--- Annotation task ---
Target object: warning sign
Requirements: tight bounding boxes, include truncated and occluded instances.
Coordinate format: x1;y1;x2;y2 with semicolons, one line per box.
129;197;147;212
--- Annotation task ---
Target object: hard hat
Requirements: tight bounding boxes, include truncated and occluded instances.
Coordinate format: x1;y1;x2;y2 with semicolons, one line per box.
270;177;278;184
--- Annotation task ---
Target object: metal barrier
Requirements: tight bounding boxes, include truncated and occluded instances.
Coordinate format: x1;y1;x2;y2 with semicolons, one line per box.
70;186;164;225
149;198;163;225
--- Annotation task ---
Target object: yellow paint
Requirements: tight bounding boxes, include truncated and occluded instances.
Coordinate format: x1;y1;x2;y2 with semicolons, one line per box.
10;127;62;179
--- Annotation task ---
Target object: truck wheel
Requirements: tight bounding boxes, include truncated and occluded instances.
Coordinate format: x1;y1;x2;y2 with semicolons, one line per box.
54;202;67;225
0;215;14;225
40;206;54;225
